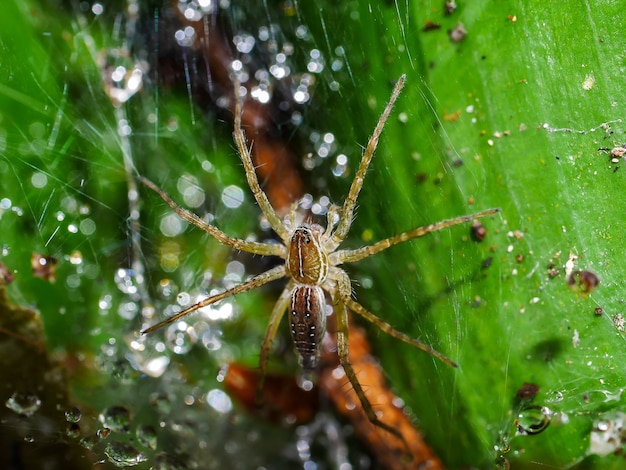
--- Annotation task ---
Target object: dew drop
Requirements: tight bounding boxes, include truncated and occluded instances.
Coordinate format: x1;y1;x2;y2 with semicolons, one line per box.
114;268;138;294
69;250;83;265
99;406;131;432
225;260;245;282
201;327;222;351
31;172;48;188
516;406;552;436
142;355;170;378
99;294;113;312
160;213;186;237
233;33;256;53
104;441;148;467
206;388;232;414
157;278;178;299
174;27;195;47
136;424;158;450
5;391;41;417
66;422;81;439
295;25;310;40
118;300;139;320
79;218;96;235
165;322;197;355
79;434;100;450
65;406;82;423
221;185;245;209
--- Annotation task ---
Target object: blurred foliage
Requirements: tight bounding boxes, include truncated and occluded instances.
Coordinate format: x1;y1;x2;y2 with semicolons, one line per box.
1;0;625;468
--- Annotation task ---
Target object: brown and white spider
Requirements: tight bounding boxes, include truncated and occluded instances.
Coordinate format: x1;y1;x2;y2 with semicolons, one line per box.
140;74;498;441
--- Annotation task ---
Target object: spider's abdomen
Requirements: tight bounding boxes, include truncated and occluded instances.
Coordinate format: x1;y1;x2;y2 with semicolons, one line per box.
287;226;329;284
290;285;326;370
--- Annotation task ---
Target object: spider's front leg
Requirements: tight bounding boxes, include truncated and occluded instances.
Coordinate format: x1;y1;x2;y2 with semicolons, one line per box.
321;204;342;243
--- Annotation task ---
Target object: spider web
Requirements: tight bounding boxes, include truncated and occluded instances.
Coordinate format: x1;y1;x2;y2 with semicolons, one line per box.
2;1;625;468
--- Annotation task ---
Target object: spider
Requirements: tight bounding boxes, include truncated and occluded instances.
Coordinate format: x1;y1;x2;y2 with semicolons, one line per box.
140;74;499;442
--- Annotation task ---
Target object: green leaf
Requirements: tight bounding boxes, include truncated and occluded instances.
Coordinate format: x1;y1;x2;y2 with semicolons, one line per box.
2;0;625;468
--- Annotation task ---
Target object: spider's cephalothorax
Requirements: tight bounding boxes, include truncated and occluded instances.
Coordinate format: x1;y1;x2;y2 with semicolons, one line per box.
140;74;499;445
287;224;328;285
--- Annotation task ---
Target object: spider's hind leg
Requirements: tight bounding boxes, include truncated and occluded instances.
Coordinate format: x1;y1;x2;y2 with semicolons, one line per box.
333;293;411;451
255;282;294;406
333;268;457;367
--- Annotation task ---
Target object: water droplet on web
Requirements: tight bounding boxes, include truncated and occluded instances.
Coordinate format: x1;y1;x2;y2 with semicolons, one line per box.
66;422;81;439
65;406;82;423
225;260;245;283
295;25;310;40
250;83;271;103
79;434;100;449
157;278;178;300
307;49;324;73
174;26;196;47
234;33;256;53
178;0;212;22
99;406;131;432
91;3;104;15
165;322;197;354
298;375;314;392
139;352;169;378
118;300;139;320
201;326;222;351
101;54;146;106
5;391;41;417
31;172;48;188
515;406;552;435
115;268;138;295
136;424;158;450
206;388;232;414
99;294;113;313
221;185;245;209
104;441;148;467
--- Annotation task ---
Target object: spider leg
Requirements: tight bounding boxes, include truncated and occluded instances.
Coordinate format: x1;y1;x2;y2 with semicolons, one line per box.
333;285;410;449
333;268;458;367
287;199;300;231
232;81;292;243
328;75;406;251
330;207;499;265
140;177;286;258
255;280;294;406
321;204;341;242
142;265;286;334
